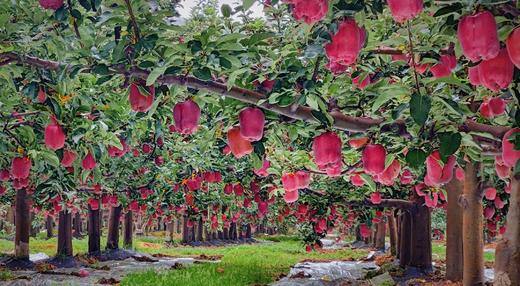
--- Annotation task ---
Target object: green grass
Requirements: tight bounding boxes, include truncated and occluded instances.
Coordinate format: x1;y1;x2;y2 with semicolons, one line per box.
0;234;367;286
121;240;367;286
432;241;495;262
0;236;108;256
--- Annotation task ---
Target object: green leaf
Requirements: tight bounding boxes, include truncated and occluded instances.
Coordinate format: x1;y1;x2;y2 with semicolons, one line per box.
433;3;463;17
436;96;463;116
392;103;408;120
251;153;262;169
193;67;212;81
311;110;332;128
92;64;110;75
253;141;265;157
39;150;60;168
78;0;91;10
406;148;427;169
306;94;320;111
409;93;431;126
137;85;151;96
221;4;232;18
242;0;255;11
226;68;248;90
17;126;35;145
146;66;167;86
439;132;462;157
372;85;408;113
360;173;376;192
384;154;395;169
246;32;275;46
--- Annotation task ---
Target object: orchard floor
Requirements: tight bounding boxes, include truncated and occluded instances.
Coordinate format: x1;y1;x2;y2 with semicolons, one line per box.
0;234;369;286
0;235;495;285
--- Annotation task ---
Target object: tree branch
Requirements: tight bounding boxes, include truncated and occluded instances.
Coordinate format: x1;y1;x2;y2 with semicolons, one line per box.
67;0;82;41
0;52;511;138
407;21;421;92
124;0;141;42
343;199;416;210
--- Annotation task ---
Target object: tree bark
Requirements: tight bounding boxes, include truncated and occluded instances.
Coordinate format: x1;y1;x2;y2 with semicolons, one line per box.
462;162;484;286
123;211;133;249
57;210;73;257
181;216;190;243
355;224;363;242
176;218;181;233
399;210;412;268
196;217;203;242
409;195;432;271
230;222;237;240
166;222;174;243
396;210;401;259
223;227;229;240
246;224;252;239
87;202;101;254
388;212;398;256
15;189;30;259
106;206;122;250
375;219;386;251
446;177;464;282
203;226;209;242
494;174;520;286
46;215;54;239
156;216;161;231
73;211;82;238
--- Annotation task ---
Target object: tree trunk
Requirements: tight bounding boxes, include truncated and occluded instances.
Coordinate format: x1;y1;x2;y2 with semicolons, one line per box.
409;195;432;271
246;224;252;239
375;219;386;250
203;226;209;242
396;210;401;259
182;216;190;243
88;202;101;254
223;227;229;240
193;220;200;242
196;218;203;242
73;211;82;238
166;222;174;243
462;163;484;286
494;174;520;286
176;218;181;233
15;189;30;259
57;210;73;257
123;211;133;249
446;177;464;282
388;212;398;256
399;210;412;268
134;214;142;235
156;217;161;231
106;206;122;250
230;222;237;240
46;215;54;239
355;224;363;242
